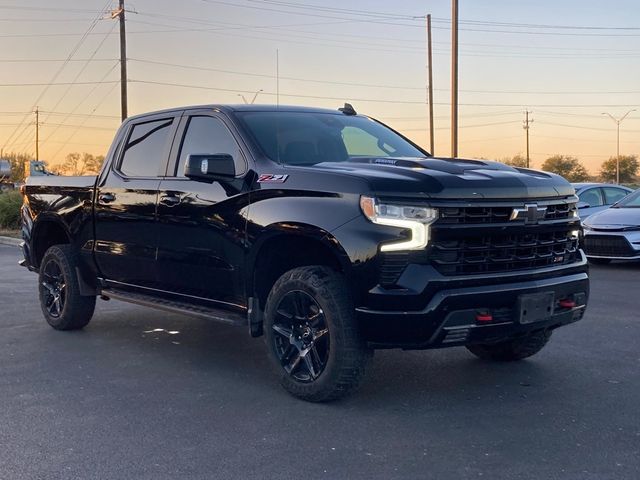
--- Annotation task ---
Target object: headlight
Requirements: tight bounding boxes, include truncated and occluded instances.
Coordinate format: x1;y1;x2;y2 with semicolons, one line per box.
360;196;438;252
582;223;592;231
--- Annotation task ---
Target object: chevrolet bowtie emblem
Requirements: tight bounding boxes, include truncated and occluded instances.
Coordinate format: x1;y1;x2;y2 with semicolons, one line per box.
510;204;547;224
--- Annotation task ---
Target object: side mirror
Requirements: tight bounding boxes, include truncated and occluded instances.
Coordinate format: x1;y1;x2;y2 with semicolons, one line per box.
184;154;236;182
576;201;590;209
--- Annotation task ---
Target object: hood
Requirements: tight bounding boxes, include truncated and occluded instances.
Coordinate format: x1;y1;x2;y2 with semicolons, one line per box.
584;207;640;230
311;157;574;200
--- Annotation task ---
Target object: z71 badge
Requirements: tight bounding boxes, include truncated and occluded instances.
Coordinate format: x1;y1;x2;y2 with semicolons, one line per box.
258;174;289;183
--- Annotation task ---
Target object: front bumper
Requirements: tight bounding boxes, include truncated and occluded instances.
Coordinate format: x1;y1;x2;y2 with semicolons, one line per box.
583;229;640;260
356;254;589;350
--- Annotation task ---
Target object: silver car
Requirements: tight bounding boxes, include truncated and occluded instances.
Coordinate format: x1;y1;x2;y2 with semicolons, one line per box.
582;189;640;264
572;183;633;219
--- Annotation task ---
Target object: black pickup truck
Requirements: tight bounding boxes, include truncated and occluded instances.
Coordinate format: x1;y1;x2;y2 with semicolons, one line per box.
20;104;589;401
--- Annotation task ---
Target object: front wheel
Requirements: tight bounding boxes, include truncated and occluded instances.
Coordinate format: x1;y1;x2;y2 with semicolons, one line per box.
466;330;552;362
39;245;96;330
264;266;372;402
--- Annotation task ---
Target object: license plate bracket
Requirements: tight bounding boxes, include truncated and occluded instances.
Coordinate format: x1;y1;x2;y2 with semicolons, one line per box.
518;292;555;324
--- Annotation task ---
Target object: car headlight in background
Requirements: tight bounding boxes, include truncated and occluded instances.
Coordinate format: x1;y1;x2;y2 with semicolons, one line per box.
360;196;438;252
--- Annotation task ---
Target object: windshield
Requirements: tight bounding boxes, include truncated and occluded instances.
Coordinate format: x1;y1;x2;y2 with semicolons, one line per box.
614;189;640;208
237;111;427;166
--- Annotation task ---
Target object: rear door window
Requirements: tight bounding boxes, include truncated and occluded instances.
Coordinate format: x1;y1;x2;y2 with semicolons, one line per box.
119;118;174;177
603;187;629;205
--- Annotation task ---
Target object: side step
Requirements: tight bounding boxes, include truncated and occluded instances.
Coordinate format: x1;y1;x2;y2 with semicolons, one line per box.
101;289;246;327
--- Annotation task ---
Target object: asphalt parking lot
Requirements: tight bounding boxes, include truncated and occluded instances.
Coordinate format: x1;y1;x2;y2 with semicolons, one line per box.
0;244;639;480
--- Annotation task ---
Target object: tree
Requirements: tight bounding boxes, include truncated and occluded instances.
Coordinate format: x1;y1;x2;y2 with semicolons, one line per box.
56;152;105;175
83;153;105;174
500;154;528;168
0;152;31;183
541;155;590;182
599;155;639;184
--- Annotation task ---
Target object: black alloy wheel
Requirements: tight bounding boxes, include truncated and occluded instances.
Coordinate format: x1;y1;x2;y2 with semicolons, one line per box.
264;266;372;402
271;290;330;383
40;258;67;319
38;244;95;330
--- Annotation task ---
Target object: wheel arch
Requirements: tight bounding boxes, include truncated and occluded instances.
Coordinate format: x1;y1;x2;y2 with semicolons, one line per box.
247;223;353;311
30;215;72;269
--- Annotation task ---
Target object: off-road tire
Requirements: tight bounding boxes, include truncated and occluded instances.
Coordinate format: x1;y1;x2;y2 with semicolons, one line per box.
39;245;96;330
264;266;372;402
466;330;552;362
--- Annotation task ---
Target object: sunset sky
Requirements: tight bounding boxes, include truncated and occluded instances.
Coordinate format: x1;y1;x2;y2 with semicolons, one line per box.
1;0;639;173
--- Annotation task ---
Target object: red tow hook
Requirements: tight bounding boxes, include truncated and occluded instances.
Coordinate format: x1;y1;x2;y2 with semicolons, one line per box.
475;312;493;322
559;298;576;309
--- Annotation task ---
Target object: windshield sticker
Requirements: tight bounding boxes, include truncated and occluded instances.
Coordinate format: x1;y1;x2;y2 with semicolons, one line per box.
258;174;289;183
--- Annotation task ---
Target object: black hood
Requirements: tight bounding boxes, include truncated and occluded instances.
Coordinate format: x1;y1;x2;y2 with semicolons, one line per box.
312;157;574;200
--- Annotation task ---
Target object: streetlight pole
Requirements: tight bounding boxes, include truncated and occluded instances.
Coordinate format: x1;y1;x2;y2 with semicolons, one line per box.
238;89;263;104
602;109;636;184
450;0;459;158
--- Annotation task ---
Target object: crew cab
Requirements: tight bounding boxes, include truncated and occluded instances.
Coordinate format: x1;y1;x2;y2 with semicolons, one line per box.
20;104;589;401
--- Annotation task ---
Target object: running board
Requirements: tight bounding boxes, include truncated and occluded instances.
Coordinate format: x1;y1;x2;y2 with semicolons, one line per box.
101;289;246;327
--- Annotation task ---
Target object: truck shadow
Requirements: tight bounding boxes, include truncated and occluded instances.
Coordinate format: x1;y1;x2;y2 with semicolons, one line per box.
81;300;574;412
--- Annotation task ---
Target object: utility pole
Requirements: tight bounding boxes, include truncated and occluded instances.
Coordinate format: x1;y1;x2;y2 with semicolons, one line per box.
523;110;533;168
602;109;636;184
35;107;39;161
426;14;434;155
450;0;459;158
112;0;128;121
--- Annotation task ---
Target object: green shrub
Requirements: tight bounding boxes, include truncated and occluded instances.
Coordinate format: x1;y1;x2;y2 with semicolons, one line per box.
0;190;22;229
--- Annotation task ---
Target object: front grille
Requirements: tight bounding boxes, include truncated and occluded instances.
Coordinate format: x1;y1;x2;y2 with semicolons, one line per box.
438;202;576;224
429;229;579;275
583;235;635;257
377;198;581;286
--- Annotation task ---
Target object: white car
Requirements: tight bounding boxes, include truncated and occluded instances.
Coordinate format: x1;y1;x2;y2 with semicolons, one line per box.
582;189;640;264
572;183;633;219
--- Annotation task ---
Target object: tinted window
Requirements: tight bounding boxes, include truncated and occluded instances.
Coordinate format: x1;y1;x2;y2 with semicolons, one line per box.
603;187;629;205
120;119;173;177
177;116;242;176
238;112;425;166
615;189;640;208
342;126;392;157
578;188;603;207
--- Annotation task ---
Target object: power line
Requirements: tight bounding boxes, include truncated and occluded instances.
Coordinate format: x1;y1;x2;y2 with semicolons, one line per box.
132;12;640;52
41;61;120;146
129;58;424;90
536;121;640;133
40;22;118;128
199;1;640;36
0;81;120;88
2;1;110;152
0;58;117;63
51;82;121;161
128;78;640;108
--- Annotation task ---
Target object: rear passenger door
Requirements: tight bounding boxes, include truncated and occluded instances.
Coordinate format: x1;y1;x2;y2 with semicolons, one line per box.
155;112;251;308
94;113;179;289
577;187;604;219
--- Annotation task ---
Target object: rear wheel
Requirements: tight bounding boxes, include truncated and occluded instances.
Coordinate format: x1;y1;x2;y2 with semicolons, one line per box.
466;330;552;362
39;245;96;330
588;258;611;265
264;266;372;402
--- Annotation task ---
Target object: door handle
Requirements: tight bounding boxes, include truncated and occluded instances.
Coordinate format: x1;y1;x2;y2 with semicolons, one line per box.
159;194;181;206
99;193;115;203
